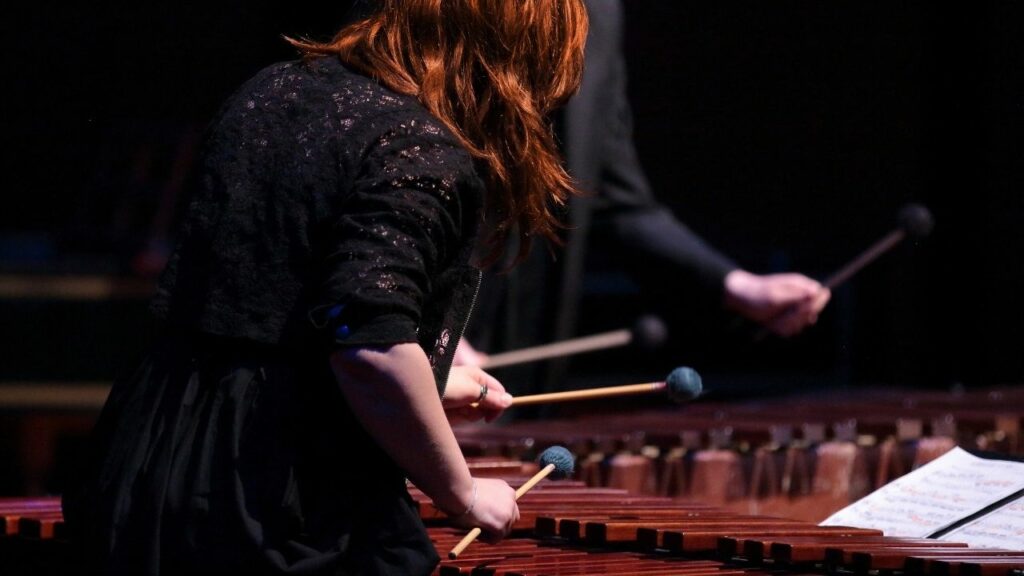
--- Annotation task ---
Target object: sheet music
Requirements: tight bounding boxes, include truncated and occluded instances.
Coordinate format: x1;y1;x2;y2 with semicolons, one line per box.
938;494;1024;548
820;447;1024;537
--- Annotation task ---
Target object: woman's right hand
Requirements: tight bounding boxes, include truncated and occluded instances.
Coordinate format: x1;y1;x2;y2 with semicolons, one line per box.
448;478;520;542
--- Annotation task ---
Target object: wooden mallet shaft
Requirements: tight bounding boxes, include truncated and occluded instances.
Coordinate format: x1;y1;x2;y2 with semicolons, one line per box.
822;203;933;291
509;381;665;407
480;329;631;369
752;203;933;340
447;463;558;559
755;224;916;340
822;228;905;290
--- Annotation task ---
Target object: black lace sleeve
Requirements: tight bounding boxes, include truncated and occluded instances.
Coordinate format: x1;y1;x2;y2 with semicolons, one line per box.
309;110;482;347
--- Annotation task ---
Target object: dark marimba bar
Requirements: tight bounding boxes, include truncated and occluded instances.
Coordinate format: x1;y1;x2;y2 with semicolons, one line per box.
0;497;69;576
2;484;1024;576
452;385;1024;523
421;475;1024;576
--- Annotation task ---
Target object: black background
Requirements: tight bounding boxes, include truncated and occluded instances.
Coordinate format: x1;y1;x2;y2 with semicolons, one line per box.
2;1;1021;392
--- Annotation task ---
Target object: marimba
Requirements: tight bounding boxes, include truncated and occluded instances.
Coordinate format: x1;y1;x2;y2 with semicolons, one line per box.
417;480;1024;576
4;482;1024;576
0;496;68;576
453;386;1024;522
6;382;1024;575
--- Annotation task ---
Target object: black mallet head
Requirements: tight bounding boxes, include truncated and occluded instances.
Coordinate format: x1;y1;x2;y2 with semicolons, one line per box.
632;315;668;349
899;203;934;238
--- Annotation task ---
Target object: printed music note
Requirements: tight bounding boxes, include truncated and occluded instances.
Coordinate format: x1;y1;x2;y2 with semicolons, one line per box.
939;494;1024;548
819;447;1024;540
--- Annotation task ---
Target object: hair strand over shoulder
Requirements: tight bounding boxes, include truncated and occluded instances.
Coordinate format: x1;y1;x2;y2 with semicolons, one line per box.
288;0;589;265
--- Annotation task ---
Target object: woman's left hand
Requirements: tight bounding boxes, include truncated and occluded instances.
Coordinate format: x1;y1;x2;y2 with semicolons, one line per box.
443;366;513;423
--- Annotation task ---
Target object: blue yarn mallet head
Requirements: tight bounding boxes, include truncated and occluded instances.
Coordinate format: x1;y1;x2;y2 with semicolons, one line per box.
538;445;575;480
665;366;703;403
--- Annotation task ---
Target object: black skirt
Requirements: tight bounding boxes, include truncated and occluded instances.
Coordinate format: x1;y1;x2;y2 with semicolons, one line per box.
62;331;439;576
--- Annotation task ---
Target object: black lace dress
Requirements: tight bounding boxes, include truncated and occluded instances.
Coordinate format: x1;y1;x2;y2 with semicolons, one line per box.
63;57;484;576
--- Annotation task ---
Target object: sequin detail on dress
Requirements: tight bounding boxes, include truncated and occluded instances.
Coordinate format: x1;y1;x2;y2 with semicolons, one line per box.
151;56;485;389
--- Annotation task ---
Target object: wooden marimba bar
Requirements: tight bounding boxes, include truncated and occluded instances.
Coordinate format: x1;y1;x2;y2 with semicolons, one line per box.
416;478;1024;576
0;496;70;576
455;386;1024;460
452;385;1024;521
3;485;1024;576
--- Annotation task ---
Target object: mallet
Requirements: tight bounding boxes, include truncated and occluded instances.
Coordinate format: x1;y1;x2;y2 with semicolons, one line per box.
480;315;667;370
447;446;576;559
508;366;702;407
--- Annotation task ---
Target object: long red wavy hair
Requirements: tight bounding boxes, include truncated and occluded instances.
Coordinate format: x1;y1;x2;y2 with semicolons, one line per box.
289;0;589;264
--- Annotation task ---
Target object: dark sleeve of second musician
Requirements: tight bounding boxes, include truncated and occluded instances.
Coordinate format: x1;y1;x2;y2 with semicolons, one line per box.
585;0;737;300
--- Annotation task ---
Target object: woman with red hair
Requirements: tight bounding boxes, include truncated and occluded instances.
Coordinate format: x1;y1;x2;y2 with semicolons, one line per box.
63;1;588;574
